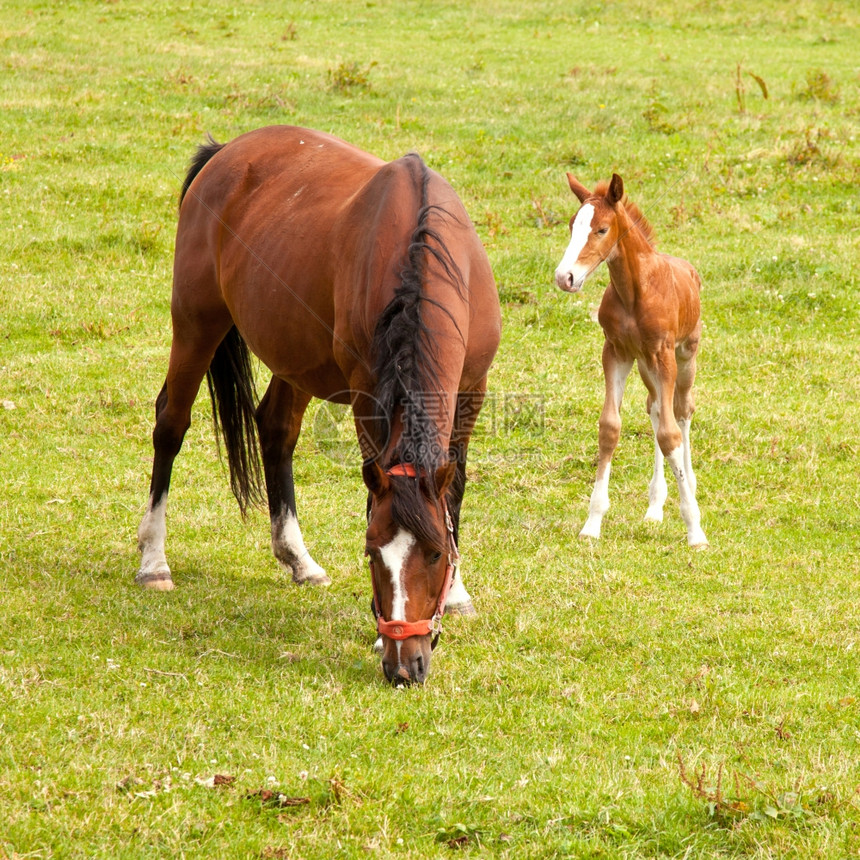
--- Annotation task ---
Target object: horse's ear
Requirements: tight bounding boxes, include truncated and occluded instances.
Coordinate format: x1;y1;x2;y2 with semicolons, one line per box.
362;459;390;497
423;459;456;500
566;173;591;204
607;173;624;206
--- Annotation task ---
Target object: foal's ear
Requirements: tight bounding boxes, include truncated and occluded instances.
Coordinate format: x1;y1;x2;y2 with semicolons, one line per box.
566;172;591;204
607;173;624;206
362;459;390;497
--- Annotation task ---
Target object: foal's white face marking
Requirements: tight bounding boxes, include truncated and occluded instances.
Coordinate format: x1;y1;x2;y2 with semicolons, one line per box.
378;529;416;663
555;203;595;293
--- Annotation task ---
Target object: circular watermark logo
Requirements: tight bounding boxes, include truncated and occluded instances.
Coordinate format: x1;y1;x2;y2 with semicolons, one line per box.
310;392;389;466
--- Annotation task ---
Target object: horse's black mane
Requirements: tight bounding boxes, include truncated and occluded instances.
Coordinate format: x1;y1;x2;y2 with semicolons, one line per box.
370;153;466;551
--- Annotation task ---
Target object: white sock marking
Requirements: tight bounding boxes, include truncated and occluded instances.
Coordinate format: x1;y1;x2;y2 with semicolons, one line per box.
581;464;611;539
138;495;168;574
667;445;707;546
273;511;329;584
646;408;668;521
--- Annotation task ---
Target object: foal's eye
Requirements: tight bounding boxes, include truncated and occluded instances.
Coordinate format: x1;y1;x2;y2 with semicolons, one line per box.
429;551;442;564
597;227;609;236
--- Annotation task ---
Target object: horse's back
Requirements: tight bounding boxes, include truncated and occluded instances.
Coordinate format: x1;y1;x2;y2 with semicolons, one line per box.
171;125;498;398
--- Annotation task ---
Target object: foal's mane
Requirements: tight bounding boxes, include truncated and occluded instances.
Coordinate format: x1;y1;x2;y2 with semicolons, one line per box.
594;180;657;247
370;153;466;551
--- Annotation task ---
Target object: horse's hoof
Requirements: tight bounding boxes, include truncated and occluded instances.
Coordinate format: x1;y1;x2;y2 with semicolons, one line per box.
135;569;175;591
293;569;332;587
444;601;476;617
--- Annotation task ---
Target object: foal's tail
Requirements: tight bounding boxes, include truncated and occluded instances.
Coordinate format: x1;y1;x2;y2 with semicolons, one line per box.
206;327;265;515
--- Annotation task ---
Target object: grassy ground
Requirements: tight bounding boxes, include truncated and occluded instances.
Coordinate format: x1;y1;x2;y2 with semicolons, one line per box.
1;0;859;857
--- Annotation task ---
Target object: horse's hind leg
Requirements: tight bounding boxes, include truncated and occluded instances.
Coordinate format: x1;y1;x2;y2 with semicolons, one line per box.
581;344;633;539
256;377;330;585
137;329;229;589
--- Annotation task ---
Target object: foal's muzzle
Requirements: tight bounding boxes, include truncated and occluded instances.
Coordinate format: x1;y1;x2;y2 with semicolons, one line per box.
555;268;584;293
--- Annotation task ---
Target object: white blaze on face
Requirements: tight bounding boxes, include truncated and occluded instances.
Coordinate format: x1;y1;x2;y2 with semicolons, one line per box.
378;528;416;664
379;529;416;622
555;203;595;292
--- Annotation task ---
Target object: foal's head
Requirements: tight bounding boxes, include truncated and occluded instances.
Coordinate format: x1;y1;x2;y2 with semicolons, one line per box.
554;172;627;294
362;460;457;686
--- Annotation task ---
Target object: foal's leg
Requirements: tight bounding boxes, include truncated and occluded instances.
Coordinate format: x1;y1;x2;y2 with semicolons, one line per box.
651;347;707;547
674;348;705;542
674;349;698;498
581;343;633;539
442;385;489;615
138;329;230;589
638;364;668;523
256;377;330;585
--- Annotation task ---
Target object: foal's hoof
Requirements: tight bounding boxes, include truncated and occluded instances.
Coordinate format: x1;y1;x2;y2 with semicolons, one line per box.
135;568;175;591
579;516;604;540
687;529;709;549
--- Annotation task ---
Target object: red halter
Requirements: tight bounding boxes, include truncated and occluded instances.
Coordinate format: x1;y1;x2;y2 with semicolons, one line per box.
368;463;459;644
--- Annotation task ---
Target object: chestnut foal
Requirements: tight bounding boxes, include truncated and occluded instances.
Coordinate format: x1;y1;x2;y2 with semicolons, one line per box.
554;173;707;547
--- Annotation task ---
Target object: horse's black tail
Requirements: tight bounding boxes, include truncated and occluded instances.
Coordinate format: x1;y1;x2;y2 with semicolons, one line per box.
206;327;265;515
179;133;224;209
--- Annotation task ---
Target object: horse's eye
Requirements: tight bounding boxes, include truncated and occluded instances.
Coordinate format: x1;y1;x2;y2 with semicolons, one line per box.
430;551;442;564
597;227;609;236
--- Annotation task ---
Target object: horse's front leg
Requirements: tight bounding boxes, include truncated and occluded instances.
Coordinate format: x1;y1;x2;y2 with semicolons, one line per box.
581;344;633;539
256;378;330;585
442;386;490;616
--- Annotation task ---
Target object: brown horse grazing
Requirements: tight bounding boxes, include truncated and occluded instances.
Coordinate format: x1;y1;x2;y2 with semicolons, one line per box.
136;126;501;685
554;173;707;547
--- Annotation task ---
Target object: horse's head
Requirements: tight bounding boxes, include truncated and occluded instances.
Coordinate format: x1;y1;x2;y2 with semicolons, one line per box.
555;172;625;294
362;460;457;686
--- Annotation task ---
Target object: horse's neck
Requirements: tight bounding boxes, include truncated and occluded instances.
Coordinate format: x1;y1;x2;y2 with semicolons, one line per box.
606;216;654;309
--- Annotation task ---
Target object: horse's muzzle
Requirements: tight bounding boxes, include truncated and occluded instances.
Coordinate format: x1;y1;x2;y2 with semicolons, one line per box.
383;651;429;686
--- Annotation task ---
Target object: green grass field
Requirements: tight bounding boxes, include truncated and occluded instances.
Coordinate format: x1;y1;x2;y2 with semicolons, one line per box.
2;1;859;857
